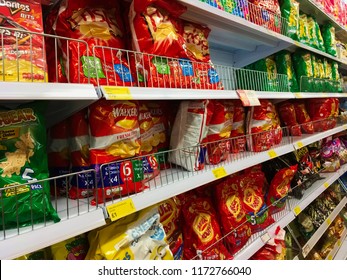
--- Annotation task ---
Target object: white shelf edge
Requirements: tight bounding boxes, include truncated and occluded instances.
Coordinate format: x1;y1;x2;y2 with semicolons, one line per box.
302;196;347;258
334;231;347;260
326;228;347;260
0;82;98;100
0;208;106;260
294;92;347;98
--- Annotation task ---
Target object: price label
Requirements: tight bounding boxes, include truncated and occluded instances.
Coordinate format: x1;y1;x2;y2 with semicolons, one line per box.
324;182;330;189
326;218;332;226
107;198;136;222
103;86;132;100
294;206;302;216
294;41;300;47
261;232;271;244
344;124;347;130
236;90;260;107
302;244;311;257
295;92;303;98
268;150;278;159
212;167;228;179
296;142;304;149
338;240;342;247
327;255;333;260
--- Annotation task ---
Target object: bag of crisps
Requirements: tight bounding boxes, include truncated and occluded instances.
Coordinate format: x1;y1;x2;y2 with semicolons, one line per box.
51;0;134;86
246;99;276;152
239;171;274;233
253;56;279;91
169;100;214;171
222;0;249;18
230;100;246;153
280;0;299;40
205;100;234;165
145;101;171;170
68;109;94;200
51;234;89;260
182;197;232;260
214;176;252;255
249;0;282;33
86;206;173;260
47;119;70;196
298;13;309;45
0;102;60;230
292;50;314;91
88;99;145;204
277;101;301;136
129;0;187;58
275;50;299;92
16;248;51;260
292;100;314;134
159;197;184;260
322;22;337;57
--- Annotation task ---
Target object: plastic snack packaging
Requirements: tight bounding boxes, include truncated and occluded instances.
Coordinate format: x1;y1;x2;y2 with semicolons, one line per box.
249;0;282;33
51;234;89;260
169;100;214;171
47;119;70;196
0;102;60;230
86;206;173;260
88;99;146;204
292;100;314;134
322;22;337;57
159;197;184;260
280;0;299;40
292;50;313;91
277;101;301;136
49;0;133;86
181;196;232;260
275;50;299;92
307;16;319;49
298;13;309;45
67;109;94;200
214;176;252;255
205;100;234;165
315;20;326;52
253;56;279;91
0;0;47;82
16;248;51;260
222;0;249;19
230;100;246;153
246;99;276;152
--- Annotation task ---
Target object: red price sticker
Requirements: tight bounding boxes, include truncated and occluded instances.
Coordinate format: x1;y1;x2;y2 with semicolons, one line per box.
236;90;260;107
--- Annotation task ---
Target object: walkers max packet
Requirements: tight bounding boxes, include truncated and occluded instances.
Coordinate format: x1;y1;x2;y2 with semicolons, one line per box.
0;0;47;82
51;0;135;86
88;99;146;204
0;102;60;230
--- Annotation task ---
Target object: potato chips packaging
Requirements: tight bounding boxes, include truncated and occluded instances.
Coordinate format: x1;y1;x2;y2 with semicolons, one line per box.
0;102;60;230
230;100;246;153
322;22;337;57
47;119;70;196
181;197;232;260
169;100;214;171
205;100;234;165
275;50;299;92
51;234;89;260
0;0;47;82
88;99;145;204
292;100;314;134
280;0;299;40
50;0;134;86
67;109;94;200
86;206;173;260
277;101;301;136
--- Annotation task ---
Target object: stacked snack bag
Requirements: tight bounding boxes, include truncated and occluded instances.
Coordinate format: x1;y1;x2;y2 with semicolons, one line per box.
0;0;47;82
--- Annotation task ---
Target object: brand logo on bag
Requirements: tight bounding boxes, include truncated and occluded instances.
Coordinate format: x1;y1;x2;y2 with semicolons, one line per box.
0;108;36;127
0;1;31;14
112;107;138;118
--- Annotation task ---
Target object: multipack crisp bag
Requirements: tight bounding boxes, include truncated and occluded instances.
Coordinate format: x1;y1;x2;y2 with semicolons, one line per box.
230;100;246;153
0;0;47;82
169;100;214;171
51;0;134;86
0;102;60;230
88;99;145;204
86;206;173;260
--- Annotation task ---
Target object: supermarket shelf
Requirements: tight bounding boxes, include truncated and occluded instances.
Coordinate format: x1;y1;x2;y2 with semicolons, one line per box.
334;233;347;260
292;124;347;150
293;92;347;98
302;196;347;258
99;86;295;100
1;82;100;127
0;198;105;260
298;0;347;42
326;228;347;260
178;0;347;68
234;164;347;260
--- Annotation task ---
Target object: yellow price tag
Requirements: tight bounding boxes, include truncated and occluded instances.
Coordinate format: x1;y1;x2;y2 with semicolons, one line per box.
326;218;332;226
294;41;300;47
107;198;136;222
294;206;301;216
296;142;304;149
103;86;132;100
212;167;228;179
344;124;347;130
338;240;342;247
328;255;333;260
324;182;330;189
295;92;303;98
268;150;278;159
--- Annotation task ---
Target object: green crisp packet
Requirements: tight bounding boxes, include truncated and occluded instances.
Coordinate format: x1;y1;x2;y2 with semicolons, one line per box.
280;0;300;40
275;50;299;92
322;23;337;57
253;56;279;91
0;102;60;230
